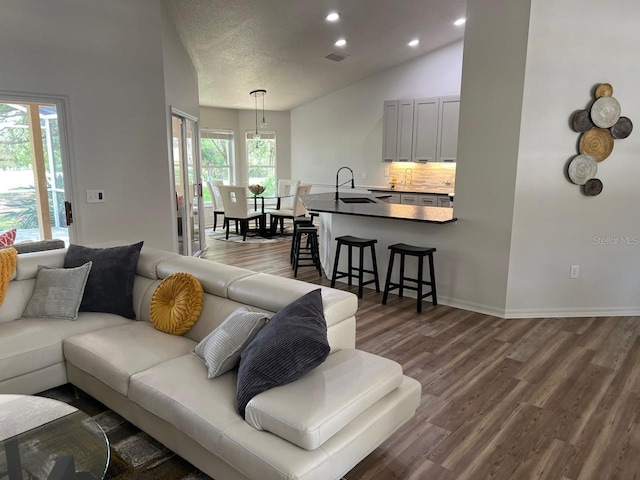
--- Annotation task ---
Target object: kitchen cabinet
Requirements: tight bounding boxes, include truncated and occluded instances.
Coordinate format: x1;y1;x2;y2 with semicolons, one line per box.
378;193;401;203
420;195;438;206
437;96;460;162
382;95;460;163
400;193;419;205
437;196;452;208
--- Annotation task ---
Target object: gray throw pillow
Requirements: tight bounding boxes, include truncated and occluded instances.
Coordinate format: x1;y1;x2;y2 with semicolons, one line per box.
236;289;330;418
63;242;143;319
22;262;92;320
193;307;269;379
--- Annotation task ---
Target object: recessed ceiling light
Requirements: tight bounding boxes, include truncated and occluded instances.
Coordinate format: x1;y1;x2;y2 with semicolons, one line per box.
335;38;347;47
326;12;340;22
408;39;420;47
454;18;466;26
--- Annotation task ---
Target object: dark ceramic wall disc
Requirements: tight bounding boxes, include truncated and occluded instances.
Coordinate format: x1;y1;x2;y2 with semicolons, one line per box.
572;110;595;132
584;178;603;196
610;116;633;139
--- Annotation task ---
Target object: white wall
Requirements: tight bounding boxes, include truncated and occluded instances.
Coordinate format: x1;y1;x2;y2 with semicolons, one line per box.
0;0;182;250
291;41;463;187
506;0;640;316
200;107;291;184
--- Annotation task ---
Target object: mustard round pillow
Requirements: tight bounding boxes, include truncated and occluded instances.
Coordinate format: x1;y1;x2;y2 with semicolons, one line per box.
150;272;204;335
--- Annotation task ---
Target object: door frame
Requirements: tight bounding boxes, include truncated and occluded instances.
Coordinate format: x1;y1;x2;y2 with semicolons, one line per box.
0;90;78;244
170;107;204;256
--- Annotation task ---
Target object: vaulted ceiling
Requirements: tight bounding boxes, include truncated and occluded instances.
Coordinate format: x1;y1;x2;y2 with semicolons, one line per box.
166;0;466;111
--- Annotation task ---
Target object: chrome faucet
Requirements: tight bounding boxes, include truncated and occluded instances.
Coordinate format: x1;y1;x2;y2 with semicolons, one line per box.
335;166;355;201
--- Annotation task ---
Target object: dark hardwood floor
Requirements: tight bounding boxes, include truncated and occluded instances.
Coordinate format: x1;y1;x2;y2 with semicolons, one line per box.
202;229;640;480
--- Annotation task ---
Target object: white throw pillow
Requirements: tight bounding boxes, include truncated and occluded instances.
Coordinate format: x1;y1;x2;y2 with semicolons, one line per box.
193;307;269;379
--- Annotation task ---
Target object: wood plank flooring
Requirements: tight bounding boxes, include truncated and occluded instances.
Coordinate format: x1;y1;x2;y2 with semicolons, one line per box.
202;232;640;480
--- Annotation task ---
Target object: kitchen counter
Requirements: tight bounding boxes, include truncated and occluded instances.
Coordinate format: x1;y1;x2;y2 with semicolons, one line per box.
300;193;456;224
364;185;455;195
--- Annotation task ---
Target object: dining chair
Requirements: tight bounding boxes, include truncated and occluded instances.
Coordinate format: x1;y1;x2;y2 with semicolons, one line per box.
217;185;263;241
206;180;225;231
270;183;311;234
275;179;300;210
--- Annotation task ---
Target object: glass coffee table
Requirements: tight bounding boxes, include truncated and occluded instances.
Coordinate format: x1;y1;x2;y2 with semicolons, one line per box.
0;394;110;480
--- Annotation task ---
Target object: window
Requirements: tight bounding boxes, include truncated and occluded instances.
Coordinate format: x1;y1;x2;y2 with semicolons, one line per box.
200;129;234;185
246;132;276;196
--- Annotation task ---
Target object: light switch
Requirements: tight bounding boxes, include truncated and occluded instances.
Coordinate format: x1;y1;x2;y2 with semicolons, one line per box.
87;189;105;203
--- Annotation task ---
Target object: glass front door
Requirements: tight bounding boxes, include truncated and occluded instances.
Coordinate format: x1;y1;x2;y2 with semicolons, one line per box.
0;100;73;245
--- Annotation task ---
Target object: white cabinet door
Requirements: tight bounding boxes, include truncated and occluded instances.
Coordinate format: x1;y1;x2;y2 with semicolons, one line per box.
412;98;439;162
400;193;419;205
396;100;414;162
437;96;460;162
382;101;399;162
420;195;438;206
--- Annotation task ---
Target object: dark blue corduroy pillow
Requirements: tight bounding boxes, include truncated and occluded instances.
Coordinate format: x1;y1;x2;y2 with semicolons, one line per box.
236;289;330;417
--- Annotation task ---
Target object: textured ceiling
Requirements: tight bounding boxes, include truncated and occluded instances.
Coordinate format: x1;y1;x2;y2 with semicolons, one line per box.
166;0;466;111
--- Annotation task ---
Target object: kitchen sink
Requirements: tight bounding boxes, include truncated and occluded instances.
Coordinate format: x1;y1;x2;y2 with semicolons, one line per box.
340;197;377;204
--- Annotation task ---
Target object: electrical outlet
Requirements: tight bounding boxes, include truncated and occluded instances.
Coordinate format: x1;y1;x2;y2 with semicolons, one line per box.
570;265;580;279
362;171;367;180
87;189;105;203
384;169;389;178
445;176;452;185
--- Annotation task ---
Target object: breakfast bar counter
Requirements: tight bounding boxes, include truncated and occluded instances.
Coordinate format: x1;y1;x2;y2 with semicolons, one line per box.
300;193;458;302
300;193;457;224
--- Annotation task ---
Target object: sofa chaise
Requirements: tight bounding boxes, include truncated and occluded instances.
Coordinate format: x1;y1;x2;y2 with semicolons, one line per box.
0;245;421;480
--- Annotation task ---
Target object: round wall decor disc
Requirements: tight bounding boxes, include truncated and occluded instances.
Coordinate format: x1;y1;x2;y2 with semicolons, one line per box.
579;128;614;162
595;83;613;98
572;110;595;132
568;154;597;185
584;178;603;196
590;96;621;128
610;116;633;139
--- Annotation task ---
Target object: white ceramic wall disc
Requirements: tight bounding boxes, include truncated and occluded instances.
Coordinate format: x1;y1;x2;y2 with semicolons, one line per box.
568;154;598;185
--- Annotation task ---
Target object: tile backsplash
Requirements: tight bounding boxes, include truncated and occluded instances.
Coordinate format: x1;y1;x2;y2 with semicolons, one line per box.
389;162;456;190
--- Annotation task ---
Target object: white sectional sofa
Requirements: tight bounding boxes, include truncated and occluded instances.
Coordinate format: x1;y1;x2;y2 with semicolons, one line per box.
0;246;421;480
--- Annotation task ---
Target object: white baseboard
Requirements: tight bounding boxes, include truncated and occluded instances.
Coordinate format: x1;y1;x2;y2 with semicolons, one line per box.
437;295;506;318
503;306;640;319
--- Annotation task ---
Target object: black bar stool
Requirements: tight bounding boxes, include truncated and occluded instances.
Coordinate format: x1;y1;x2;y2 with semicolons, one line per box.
290;217;315;265
331;236;380;298
382;243;437;313
293;226;322;277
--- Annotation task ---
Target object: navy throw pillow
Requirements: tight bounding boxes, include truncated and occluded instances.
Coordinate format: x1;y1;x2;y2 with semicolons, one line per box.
64;242;143;319
236;289;330;417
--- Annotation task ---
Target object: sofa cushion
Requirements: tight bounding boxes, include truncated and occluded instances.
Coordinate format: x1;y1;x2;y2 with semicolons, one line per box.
21;262;92;320
129;354;243;455
236;289;330;417
63;322;195;396
245;349;403;450
151;272;204;335
64;242;143;319
0;314;130;382
193;307;269;379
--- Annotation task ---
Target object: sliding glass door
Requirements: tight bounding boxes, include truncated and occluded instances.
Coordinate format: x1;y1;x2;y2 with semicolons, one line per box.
171;109;204;256
0;97;74;245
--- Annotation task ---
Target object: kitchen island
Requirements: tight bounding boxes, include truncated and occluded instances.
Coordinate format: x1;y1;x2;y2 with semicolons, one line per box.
300;192;457;224
300;192;458;304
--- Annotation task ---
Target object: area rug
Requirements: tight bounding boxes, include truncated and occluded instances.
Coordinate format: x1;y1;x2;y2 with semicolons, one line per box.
208;226;293;244
37;385;212;480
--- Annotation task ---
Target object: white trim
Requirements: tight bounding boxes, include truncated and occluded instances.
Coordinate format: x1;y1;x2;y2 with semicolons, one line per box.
0;90;78;244
504;306;640;319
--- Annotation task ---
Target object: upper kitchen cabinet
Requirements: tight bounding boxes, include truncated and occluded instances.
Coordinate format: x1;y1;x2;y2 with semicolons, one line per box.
412;98;439;162
382;95;460;163
437;96;460;162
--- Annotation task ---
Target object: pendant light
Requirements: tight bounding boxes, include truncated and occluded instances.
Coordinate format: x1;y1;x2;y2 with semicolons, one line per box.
250;89;266;139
